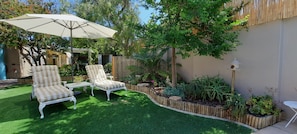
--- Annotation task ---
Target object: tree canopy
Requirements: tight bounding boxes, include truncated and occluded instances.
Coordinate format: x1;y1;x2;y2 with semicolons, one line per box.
74;0;141;56
0;0;56;66
139;0;248;87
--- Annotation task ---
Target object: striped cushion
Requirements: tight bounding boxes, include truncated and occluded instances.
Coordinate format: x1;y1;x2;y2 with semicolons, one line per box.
32;65;73;102
32;65;62;88
94;80;126;90
35;85;74;102
86;64;126;90
85;65;107;83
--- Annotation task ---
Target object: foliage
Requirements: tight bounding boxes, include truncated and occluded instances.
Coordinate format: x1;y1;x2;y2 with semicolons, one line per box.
163;83;186;98
104;62;112;73
246;95;281;116
121;75;142;85
183;75;231;104
59;65;72;77
183;78;202;101
139;0;248;87
74;69;87;76
128;48;170;86
59;64;86;77
224;93;246;118
75;0;141;56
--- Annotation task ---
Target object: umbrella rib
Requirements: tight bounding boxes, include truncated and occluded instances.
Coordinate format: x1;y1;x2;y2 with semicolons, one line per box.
72;21;88;30
74;21;114;38
54;20;90;37
74;23;94;38
69;22;99;38
26;20;54;31
53;20;71;29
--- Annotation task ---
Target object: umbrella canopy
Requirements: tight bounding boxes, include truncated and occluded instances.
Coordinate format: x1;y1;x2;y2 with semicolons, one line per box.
1;14;117;38
1;14;117;81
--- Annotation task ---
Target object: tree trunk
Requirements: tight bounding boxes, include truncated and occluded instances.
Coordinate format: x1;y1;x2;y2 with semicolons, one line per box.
18;46;33;66
171;47;177;87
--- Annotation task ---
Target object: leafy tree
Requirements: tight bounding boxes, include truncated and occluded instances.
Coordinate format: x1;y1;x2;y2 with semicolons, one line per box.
139;0;248;87
74;0;141;56
0;0;58;66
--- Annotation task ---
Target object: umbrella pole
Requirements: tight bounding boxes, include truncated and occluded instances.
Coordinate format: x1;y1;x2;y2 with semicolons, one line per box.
70;25;74;82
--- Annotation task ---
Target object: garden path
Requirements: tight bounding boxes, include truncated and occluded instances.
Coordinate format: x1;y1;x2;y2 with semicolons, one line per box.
0;79;17;88
253;121;297;134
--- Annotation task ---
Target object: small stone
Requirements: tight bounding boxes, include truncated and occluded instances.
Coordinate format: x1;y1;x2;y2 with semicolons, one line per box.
137;83;150;87
169;96;182;101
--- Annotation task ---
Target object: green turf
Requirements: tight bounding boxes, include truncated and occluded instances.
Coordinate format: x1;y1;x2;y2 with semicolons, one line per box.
0;85;253;134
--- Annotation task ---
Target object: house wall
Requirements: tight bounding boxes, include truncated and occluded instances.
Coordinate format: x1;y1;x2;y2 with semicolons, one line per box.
176;16;297;120
5;48;21;79
5;47;48;79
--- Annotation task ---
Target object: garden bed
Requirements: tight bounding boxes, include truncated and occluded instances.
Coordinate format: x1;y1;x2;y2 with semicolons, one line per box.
126;83;283;129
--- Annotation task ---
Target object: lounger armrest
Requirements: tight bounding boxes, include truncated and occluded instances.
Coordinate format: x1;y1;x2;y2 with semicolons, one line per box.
62;81;67;87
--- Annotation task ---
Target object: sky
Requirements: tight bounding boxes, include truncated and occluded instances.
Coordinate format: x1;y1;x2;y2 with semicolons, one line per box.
42;0;154;24
138;6;154;24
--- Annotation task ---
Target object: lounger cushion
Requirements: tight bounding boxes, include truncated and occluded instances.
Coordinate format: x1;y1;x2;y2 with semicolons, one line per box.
94;80;126;90
32;65;62;88
35;85;74;102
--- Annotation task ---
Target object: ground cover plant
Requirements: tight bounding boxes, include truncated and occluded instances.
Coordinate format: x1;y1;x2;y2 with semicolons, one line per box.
0;85;253;134
246;95;281;117
161;75;282;119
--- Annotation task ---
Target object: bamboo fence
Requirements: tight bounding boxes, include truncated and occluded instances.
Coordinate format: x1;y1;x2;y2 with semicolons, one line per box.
229;0;297;26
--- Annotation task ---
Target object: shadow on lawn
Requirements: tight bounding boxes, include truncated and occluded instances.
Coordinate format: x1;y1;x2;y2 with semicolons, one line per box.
0;92;39;123
16;90;150;134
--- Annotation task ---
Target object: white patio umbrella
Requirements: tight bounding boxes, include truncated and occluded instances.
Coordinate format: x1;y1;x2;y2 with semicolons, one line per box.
1;14;117;81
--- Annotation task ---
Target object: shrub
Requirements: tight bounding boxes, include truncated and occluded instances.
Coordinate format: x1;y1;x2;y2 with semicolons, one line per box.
104;63;112;73
224;93;246;118
246;95;281;116
163;83;186;98
183;75;231;104
122;75;142;85
59;65;72;76
183;79;202;101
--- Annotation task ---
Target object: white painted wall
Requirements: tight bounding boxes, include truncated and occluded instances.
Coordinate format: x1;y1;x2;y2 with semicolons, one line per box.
177;16;297;120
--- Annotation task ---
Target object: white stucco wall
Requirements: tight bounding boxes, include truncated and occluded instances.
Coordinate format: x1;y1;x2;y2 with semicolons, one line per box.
177;16;297;120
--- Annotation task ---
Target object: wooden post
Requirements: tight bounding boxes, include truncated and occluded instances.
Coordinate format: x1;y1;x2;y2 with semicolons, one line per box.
112;56;116;80
231;70;235;94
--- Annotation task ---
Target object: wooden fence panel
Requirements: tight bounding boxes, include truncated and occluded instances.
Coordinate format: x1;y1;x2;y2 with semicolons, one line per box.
112;56;139;81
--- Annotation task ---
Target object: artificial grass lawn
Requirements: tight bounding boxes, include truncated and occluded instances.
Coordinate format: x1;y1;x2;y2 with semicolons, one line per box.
0;85;253;134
